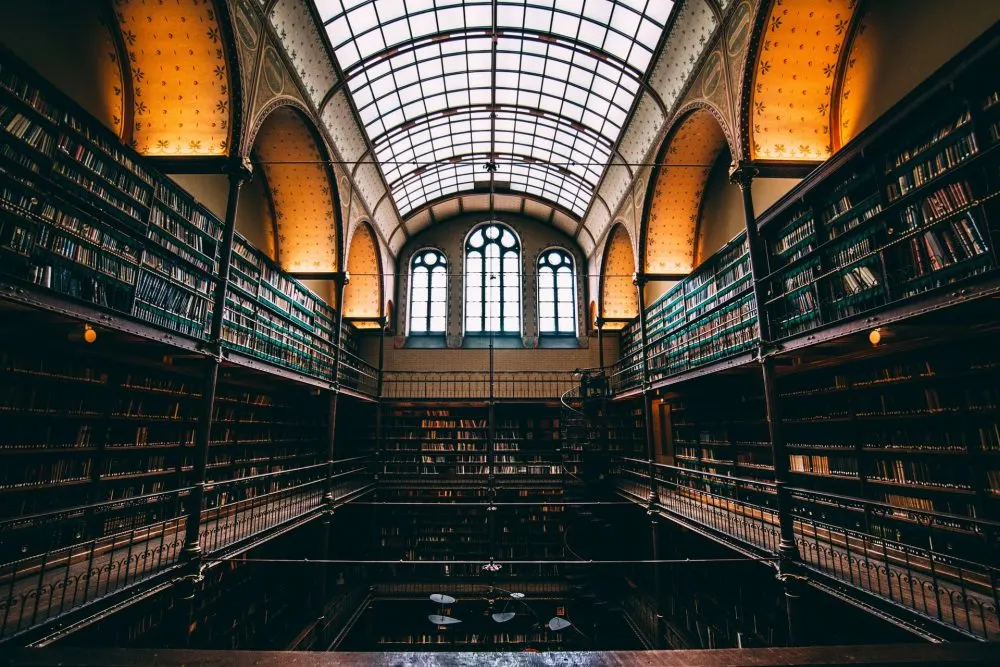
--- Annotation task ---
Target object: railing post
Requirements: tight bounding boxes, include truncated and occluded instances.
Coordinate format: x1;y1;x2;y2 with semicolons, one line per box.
177;159;251;647
634;273;658;508
596;316;605;369
731;161;805;645
374;316;387;495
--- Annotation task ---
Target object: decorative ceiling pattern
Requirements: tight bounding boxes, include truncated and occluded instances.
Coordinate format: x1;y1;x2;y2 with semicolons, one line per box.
601;224;638;328
268;0;337;106
645;109;728;274
253;106;339;272
837;5;875;147
578;0;718;258
750;0;859;161
343;222;382;323
113;0;231;156
310;0;676;219
648;0;719;112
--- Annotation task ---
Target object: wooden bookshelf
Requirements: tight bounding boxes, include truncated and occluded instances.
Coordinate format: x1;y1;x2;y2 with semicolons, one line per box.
618;233;757;385
758;44;1000;342
1;50;370;388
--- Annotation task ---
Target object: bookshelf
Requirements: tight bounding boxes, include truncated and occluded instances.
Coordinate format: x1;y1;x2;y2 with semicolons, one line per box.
0;50;219;339
377;402;568;569
222;236;340;381
207;377;328;488
0;50;367;383
778;339;1000;521
618;233;757;388
758;52;1000;343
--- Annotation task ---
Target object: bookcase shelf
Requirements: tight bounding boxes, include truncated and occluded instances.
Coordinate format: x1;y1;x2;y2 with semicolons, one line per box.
757;53;1000;343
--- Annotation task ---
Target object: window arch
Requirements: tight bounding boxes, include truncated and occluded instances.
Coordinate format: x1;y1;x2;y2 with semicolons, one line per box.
409;249;448;334
465;223;521;334
537;248;577;335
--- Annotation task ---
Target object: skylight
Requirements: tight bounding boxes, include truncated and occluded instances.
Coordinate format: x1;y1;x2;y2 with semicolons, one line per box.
313;0;674;218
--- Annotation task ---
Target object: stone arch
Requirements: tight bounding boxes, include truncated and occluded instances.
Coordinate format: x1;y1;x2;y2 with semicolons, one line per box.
641;106;732;276
250;103;341;273
112;0;238;156
746;0;862;161
599;223;638;328
343;221;383;324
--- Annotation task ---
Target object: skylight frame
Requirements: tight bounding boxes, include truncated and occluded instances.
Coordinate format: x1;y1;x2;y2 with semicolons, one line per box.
314;0;675;219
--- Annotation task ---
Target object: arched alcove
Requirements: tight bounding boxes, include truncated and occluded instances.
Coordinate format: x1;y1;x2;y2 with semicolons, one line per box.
112;0;234;156
643;108;731;280
600;224;638;329
343;222;383;326
250;105;341;274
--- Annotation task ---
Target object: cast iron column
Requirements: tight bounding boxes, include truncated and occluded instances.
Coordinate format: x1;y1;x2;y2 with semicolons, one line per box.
177;159;251;646
731;161;804;645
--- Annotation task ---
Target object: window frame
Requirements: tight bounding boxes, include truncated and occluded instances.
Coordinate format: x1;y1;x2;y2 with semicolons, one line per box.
407;247;449;335
463;222;523;336
536;247;578;337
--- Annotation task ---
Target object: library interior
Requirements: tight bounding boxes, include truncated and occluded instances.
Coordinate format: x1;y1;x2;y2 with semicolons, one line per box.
3;1;1000;664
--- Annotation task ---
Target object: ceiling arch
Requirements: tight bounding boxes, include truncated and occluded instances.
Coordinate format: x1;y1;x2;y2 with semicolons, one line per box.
310;1;677;219
643;107;730;275
600;223;638;328
112;0;234;156
748;0;861;161
343;221;383;325
252;104;340;273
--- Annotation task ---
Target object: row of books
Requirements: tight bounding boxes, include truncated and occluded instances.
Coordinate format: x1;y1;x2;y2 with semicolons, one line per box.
900;180;974;229
870;459;971;489
789;454;859;477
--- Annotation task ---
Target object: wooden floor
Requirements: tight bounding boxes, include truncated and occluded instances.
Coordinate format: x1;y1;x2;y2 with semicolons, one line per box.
6;644;1000;666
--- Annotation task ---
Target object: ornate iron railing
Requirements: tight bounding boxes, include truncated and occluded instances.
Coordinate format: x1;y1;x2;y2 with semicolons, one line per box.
338;346;379;397
381;370;577;399
611;457;1000;641
0;458;374;642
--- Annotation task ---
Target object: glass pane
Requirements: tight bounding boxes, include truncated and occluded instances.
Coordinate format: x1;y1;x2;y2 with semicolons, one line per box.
411;302;427;317
411;318;427;333
558;317;575;332
557;288;573;303
430;301;446;317
486;316;500;331
539;302;555;318
503;286;519;303
503;316;519;332
431;267;447;290
556;266;573;288
429;316;446;332
539;317;556;333
538;268;554;290
466;317;482;333
412;267;429;289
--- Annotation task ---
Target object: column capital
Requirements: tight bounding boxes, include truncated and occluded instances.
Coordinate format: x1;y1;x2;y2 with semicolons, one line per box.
728;161;759;190
230;156;254;183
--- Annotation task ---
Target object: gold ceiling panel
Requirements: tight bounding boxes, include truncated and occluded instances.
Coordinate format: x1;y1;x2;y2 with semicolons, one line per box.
750;0;858;161
254;106;339;273
601;224;638;327
114;0;231;156
645;110;728;274
344;223;382;322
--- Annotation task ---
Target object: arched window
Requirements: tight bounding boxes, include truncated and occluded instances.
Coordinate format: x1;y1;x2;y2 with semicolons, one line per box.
465;223;521;334
409;249;448;334
537;248;577;335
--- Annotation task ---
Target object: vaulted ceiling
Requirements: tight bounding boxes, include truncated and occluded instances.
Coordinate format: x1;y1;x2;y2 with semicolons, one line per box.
311;0;676;219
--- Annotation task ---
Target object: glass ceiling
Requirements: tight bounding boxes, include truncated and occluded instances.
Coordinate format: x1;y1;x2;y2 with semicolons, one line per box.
313;0;675;218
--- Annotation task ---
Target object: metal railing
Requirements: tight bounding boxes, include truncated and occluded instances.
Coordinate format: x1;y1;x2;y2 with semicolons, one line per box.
381;370;578;399
611;457;1000;641
338;347;379;397
0;458;374;642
